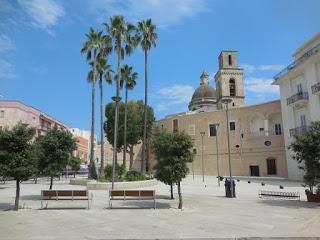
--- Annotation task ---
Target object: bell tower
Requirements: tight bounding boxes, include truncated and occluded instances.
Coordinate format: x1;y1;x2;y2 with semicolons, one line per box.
215;51;245;109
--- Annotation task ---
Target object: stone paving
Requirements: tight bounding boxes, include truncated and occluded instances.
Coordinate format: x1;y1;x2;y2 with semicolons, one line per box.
0;176;319;240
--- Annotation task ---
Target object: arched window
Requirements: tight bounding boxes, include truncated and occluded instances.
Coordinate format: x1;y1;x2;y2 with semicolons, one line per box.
229;79;236;96
228;55;232;65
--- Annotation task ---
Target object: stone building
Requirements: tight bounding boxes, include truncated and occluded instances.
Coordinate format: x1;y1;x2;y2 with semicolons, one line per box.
155;51;287;177
273;33;320;180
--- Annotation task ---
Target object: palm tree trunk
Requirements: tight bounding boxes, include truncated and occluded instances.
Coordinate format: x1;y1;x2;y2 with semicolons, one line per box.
129;144;134;169
112;42;121;189
177;181;183;209
89;49;97;179
141;49;148;173
99;77;105;178
14;179;20;211
123;84;128;169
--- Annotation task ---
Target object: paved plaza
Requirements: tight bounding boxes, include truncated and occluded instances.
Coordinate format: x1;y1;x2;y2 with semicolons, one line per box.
0;176;319;240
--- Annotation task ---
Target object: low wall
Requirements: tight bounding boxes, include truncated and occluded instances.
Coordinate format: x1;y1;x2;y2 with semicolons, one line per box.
70;178;158;190
87;179;158;190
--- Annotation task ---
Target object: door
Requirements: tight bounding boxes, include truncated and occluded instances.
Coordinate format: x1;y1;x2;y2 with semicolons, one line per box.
250;165;260;176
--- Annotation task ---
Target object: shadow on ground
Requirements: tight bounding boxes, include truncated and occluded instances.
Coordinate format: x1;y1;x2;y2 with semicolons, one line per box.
108;201;171;209
257;199;320;209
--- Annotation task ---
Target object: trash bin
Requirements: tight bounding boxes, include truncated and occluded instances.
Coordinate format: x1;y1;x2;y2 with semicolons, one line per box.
224;179;236;198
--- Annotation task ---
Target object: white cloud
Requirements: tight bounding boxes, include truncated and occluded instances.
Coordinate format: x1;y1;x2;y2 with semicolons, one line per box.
241;64;284;73
156;84;195;112
245;77;279;95
88;0;209;27
18;0;65;34
0;59;16;80
0;34;15;53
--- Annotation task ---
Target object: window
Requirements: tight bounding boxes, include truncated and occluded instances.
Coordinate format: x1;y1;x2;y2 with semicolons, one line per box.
173;119;178;132
228;54;232;65
266;158;277;175
161;124;164;130
229;121;236;131
259;127;264;132
229;79;236;97
0;110;4;118
188;124;195;135
275;124;282;135
209;124;217;137
300;115;306;126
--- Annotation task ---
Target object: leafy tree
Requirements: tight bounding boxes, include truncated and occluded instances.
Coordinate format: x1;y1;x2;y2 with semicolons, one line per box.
36;127;77;189
81;28;111;178
290;121;320;193
152;129;193;209
88;57;113;178
137;19;158;173
104;101;154;169
104;15;138;187
68;156;81;178
118;65;138;169
0;123;37;210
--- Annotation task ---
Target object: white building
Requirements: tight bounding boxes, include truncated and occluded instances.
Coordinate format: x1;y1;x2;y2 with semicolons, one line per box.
273;33;320;180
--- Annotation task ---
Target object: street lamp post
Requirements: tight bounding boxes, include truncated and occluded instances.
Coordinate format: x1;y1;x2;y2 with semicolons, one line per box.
222;98;235;198
200;131;205;183
214;124;220;187
191;139;195;181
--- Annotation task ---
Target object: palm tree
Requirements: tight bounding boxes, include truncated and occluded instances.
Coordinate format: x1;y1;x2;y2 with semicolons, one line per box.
88;57;113;178
104;15;137;188
81;28;107;178
119;65;138;169
137;19;158;173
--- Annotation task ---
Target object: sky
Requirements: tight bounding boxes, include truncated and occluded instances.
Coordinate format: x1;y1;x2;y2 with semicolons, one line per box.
1;0;320;134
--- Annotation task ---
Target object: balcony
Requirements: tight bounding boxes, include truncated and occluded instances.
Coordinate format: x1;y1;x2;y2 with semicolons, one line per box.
289;125;309;137
311;82;320;95
251;130;281;137
286;92;309;108
274;42;320;80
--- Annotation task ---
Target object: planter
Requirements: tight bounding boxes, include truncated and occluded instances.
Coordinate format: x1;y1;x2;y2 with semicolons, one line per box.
307;194;320;202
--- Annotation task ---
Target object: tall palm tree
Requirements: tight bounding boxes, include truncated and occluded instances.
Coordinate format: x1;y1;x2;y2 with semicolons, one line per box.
119;65;138;169
88;57;113;178
81;28;107;178
104;15;137;188
137;19;158;173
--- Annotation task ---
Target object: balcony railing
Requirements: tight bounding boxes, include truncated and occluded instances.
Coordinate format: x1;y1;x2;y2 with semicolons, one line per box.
289;125;309;137
286;92;309;105
274;42;320;80
251;130;281;137
311;82;320;94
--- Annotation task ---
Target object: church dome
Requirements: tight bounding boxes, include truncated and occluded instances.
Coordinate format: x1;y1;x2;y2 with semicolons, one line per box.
188;71;217;112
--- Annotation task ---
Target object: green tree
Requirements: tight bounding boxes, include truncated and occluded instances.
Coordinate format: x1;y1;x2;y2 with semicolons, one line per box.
104;101;154;170
68;156;81;178
152;129;193;209
119;65;138;169
104;15;138;188
0;123;37;210
81;28;111;178
88;57;113;178
290;121;320;193
36;127;77;189
137;19;158;173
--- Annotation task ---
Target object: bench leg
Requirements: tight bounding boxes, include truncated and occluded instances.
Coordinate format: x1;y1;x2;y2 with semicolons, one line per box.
154;199;156;209
87;199;90;210
41;200;43;209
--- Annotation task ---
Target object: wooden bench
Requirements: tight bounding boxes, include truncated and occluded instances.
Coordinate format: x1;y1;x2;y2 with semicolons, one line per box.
109;190;156;209
41;190;92;209
259;190;300;200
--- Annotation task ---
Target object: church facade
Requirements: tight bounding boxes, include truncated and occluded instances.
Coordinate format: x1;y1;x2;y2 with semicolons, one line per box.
154;51;288;177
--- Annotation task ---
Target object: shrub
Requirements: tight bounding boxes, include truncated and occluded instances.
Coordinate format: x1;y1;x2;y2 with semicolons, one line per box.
125;170;145;181
104;163;126;179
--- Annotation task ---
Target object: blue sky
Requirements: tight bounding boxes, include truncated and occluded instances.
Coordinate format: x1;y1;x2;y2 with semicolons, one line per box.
1;0;320;133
